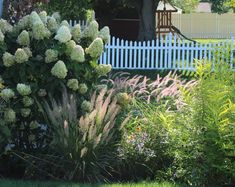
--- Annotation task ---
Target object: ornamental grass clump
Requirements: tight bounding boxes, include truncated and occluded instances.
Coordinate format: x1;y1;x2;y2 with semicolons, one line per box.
22;88;128;182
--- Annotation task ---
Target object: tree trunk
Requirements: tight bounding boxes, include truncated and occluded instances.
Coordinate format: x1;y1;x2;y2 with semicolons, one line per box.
138;0;158;41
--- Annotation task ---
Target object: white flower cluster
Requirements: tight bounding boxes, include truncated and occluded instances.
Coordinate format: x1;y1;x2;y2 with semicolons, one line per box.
98;26;110;44
30;11;51;40
71;24;81;43
0;19;13;34
15;48;29;63
3;52;15;67
85;37;104;58
4;108;16;123
0;88;15;101
95;64;112;76
55;25;72;43
78;83;88;94
51;60;68;79
45;49;58;63
67;79;79;91
23;96;34;107
17;83;32;96
81;100;92;113
70;45;85;63
0;30;4;42
17;30;30;46
47;17;58;32
82;21;99;40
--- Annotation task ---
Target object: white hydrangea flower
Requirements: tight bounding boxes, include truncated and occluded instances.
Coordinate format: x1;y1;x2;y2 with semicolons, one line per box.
81;100;92;113
23;47;33;57
116;92;131;106
0;88;15;101
67;79;79;91
4;108;16;123
85;37;104;58
0;30;4;42
17;30;30;46
45;49;58;63
98;26;110;44
17;15;30;30
51;60;68;79
15;48;29;63
30;11;43;25
47;17;58;32
3;52;15;67
60;20;70;27
23;96;34;107
71;24;81;43
33;22;51;40
21;108;31;118
70;45;85;63
78;83;88;94
82;20;99;40
0;19;13;34
52;12;61;22
55;25;72;43
95;64;112;76
39;11;47;24
65;40;76;55
17;83;32;96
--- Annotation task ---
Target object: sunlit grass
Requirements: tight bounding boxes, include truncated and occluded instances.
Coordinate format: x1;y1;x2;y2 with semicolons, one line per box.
0;180;182;187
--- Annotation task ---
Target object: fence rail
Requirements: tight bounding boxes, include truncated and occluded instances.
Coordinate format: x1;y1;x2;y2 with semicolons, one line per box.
99;35;235;70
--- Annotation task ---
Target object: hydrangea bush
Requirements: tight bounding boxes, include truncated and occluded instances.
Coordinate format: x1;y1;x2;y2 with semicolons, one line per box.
0;11;111;152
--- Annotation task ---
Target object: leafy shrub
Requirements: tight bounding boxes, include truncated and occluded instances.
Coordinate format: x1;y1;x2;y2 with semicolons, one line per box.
0;11;111;153
21;88;128;182
116;59;235;186
167;60;235;186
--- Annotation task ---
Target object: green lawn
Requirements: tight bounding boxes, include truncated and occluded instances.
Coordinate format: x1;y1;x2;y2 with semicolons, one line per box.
0;180;182;187
195;38;235;45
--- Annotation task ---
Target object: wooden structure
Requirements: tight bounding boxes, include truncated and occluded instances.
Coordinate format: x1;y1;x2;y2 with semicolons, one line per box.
156;0;178;38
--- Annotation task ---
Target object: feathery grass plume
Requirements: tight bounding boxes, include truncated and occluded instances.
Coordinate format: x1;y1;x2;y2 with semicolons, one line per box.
102;71;197;109
35;88;129;182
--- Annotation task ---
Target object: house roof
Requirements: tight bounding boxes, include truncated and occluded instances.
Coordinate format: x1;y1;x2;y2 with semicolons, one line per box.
157;1;182;14
195;2;212;13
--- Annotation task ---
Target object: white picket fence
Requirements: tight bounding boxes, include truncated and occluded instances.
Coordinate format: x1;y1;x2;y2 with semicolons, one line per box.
99;34;235;70
69;20;89;30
